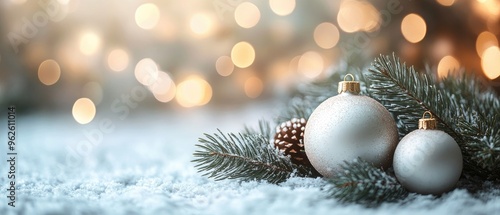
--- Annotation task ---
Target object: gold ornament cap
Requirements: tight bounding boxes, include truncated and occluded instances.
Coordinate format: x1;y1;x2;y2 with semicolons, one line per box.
419;111;437;130
338;74;360;94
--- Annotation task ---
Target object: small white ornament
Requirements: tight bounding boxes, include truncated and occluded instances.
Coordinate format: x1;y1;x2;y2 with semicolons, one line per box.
304;74;399;178
393;111;463;195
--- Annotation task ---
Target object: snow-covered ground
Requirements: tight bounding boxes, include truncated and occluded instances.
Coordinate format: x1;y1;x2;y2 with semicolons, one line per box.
1;103;499;215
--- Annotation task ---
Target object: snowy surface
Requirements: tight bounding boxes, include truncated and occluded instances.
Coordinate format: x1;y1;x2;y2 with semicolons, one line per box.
1;103;499;215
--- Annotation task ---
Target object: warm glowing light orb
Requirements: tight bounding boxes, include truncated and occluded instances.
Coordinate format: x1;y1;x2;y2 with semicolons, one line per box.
79;32;101;55
437;55;460;79
314;22;340;49
269;0;296;16
297;51;324;79
476;31;498;58
135;3;160;30
481;46;500;80
231;42;255;68
437;0;455;6
190;13;216;36
107;49;129;72
215;56;234;76
337;0;381;32
134;58;159;86
401;13;427;43
234;2;261;28
175;76;212;107
72;98;96;124
38;59;61;85
148;71;176;103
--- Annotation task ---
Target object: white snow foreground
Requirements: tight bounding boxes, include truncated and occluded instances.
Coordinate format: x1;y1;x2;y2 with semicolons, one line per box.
0;107;499;215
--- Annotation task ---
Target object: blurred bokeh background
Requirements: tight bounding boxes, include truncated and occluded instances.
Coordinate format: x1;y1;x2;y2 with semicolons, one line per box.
0;0;499;124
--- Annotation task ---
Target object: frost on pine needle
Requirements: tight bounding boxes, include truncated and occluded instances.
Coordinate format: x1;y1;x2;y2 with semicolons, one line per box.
193;53;499;206
326;159;407;206
192;129;316;184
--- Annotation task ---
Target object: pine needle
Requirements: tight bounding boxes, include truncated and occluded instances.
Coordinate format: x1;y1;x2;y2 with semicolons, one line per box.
327;159;407;206
193;129;303;184
365;54;500;179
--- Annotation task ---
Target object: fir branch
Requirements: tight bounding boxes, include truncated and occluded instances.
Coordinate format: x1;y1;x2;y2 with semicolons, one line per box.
364;54;500;179
193;129;297;184
275;97;315;123
243;119;273;140
327;159;407;206
243;120;321;178
364;54;458;138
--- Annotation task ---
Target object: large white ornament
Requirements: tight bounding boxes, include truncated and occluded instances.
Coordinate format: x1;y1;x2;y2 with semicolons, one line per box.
393;111;462;195
304;74;399;178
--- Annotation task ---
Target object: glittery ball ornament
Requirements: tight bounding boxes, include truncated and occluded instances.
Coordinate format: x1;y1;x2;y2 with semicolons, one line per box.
393;111;463;195
304;74;399;178
274;118;311;166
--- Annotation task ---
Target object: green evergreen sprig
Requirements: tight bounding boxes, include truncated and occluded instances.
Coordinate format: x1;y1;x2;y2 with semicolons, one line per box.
364;54;500;179
193;54;500;205
327;159;407;205
193;129;315;184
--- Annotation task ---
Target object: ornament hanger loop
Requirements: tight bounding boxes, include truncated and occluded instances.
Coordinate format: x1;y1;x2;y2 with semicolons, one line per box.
338;74;360;94
422;111;433;119
344;74;355;81
419;111;437;130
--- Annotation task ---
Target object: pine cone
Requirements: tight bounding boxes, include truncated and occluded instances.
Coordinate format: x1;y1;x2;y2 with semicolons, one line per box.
274;118;311;166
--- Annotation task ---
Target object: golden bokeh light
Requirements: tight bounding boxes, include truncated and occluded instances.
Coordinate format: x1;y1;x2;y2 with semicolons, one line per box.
244;76;264;98
148;71;176;103
134;58;159;86
437;55;460;79
79;31;101;55
215;56;234;76
401;14;427;43
82;82;103;105
297;51;324;79
269;0;296;16
231;41;255;68
175;76;212;107
476;31;498;58
107;49;129;72
472;0;500;21
314;22;340;49
481;46;500;80
437;0;455;6
190;12;216;36
337;0;381;33
135;3;160;30
38;59;61;86
234;2;261;28
72;98;96;124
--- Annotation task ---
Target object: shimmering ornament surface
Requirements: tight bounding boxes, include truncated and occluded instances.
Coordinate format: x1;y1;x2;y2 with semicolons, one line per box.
393;129;462;195
304;93;399;178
